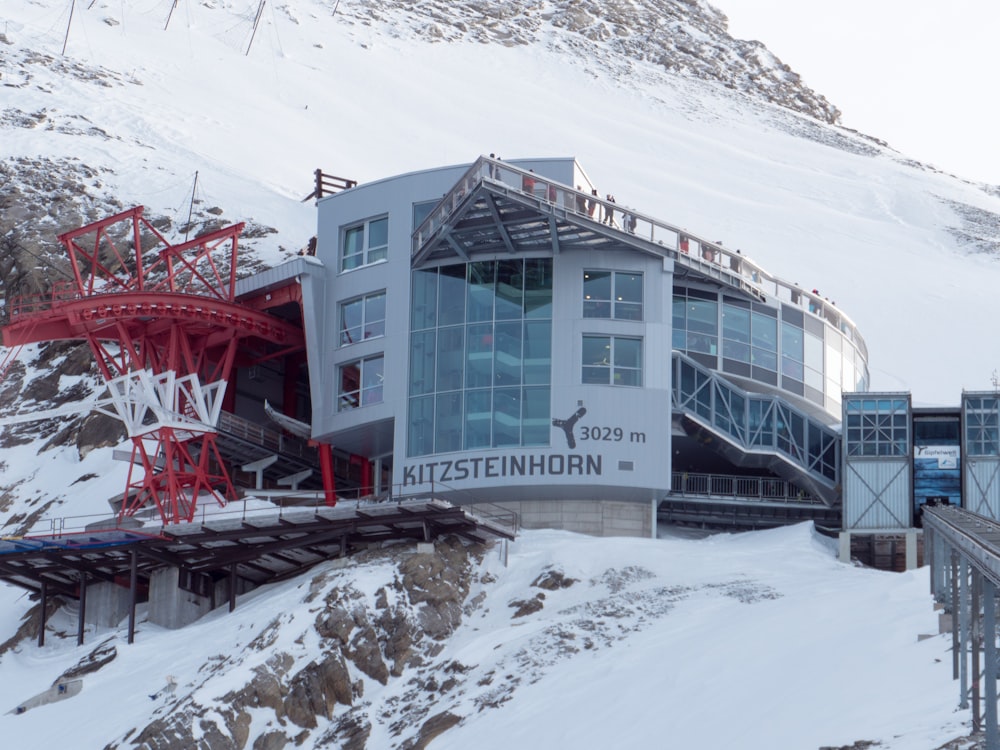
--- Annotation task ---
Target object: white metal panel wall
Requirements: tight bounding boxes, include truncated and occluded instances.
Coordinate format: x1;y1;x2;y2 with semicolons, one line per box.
965;458;1000;520
843;458;912;529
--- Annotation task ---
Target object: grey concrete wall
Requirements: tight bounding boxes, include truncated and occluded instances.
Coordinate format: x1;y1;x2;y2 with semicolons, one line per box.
148;567;213;630
492;498;654;538
84;582;132;629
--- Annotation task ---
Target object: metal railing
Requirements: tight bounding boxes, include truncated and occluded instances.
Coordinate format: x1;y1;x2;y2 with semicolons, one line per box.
216;410;316;462
18;480;519;540
413;155;866;360
669;471;825;505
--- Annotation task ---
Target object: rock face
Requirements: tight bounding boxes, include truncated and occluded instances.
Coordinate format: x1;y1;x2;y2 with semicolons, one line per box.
332;0;841;124
115;536;486;750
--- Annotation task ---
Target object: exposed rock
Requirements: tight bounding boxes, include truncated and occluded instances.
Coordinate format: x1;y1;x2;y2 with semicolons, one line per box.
284;656;354;728
510;592;546;618
58;639;118;680
0;595;65;654
252;732;288;750
531;568;578;590
404;710;462;749
75;412;127;459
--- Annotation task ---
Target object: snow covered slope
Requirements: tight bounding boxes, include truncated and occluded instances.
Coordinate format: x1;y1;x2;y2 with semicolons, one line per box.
0;525;971;749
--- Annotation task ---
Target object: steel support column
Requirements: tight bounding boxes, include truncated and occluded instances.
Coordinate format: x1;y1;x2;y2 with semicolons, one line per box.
974;570;982;733
229;563;237;613
38;578;47;647
984;577;998;750
77;572;87;646
960;556;969;709
128;548;138;645
953;551;960;679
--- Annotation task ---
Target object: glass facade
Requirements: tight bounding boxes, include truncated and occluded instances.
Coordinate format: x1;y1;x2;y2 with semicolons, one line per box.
673;286;869;412
407;258;553;457
673;355;838;481
843;397;909;457
966;396;1000;456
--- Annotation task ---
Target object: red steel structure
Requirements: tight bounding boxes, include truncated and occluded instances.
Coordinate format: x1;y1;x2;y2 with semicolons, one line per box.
2;206;306;523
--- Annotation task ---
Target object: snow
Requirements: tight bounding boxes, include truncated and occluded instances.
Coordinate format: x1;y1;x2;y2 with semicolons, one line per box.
0;0;996;746
0;524;971;749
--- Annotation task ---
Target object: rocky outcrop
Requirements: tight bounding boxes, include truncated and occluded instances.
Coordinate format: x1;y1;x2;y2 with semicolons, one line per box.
333;0;841;124
116;536;486;750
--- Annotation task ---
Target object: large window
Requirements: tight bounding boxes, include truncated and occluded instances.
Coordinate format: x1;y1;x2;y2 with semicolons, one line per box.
338;355;384;411
342;216;388;272
966;397;1000;456
407;259;553;457
582;335;642;386
339;291;386;346
583;270;643;320
844;397;909;457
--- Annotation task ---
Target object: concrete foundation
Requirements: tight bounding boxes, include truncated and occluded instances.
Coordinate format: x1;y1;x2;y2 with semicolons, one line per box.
839;530;924;571
490;499;655;538
84;582;132;629
148;568;213;629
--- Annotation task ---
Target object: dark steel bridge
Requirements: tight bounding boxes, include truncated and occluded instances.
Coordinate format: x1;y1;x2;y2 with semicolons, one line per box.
924;504;1000;748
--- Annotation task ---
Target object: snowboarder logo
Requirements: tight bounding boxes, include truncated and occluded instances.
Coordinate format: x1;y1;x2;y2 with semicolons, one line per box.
552;404;587;449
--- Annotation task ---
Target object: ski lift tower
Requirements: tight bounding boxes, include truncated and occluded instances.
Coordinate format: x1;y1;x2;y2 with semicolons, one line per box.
1;206;304;524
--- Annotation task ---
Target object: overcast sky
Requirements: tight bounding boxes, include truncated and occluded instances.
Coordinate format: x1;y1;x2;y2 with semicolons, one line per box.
723;1;1000;185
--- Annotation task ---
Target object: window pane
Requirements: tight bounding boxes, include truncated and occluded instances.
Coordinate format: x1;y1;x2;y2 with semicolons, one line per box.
522;386;550;445
467;261;496;323
493;387;521;446
688;299;717;334
344;226;363;256
495;260;523;320
614;272;642;320
365;293;386;339
436;326;464;391
338;362;360;410
407;395;434;457
409;331;435;396
751;312;777;351
368;217;388;249
583;271;611;318
723;304;750;343
672;297;686;329
465;389;492;449
434;391;463;453
583;335;610;366
340;298;363;346
411;270;437;331
494;321;523;386
523;320;551;385
438;264;467;326
361;356;384;405
466;323;494;388
614;338;642;368
781;322;803;362
524;259;553;319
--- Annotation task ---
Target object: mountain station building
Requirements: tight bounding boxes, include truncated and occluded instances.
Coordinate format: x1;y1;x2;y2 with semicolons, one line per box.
237;155;946;561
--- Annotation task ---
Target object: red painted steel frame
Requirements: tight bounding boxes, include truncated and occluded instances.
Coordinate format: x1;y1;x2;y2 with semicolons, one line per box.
3;206;307;524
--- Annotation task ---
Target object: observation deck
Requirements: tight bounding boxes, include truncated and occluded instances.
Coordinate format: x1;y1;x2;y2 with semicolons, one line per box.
413;155;867;364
